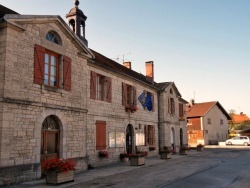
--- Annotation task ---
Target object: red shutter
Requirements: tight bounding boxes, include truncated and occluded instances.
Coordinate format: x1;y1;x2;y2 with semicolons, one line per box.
106;77;112;103
133;86;137;107
173;99;175;114
63;56;72;91
96;121;106;150
145;125;148;146
179;103;183;117
90;71;97;99
34;44;45;85
168;97;170;113
122;83;127;106
153;126;156;145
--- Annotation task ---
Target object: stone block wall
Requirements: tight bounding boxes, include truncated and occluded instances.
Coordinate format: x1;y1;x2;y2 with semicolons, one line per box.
86;65;159;166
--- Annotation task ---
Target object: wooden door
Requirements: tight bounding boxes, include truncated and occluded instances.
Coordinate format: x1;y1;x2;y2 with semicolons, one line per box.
41;116;60;175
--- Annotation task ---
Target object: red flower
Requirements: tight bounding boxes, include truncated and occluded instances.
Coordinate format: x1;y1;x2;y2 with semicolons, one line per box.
41;158;76;173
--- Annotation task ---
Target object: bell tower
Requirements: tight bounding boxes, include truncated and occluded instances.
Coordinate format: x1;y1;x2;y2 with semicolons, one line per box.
66;0;88;46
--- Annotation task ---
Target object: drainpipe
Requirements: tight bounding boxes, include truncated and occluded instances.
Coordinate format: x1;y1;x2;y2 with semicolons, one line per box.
157;90;161;154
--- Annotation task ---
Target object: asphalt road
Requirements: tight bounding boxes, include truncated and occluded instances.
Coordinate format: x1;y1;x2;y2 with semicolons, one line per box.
74;147;250;188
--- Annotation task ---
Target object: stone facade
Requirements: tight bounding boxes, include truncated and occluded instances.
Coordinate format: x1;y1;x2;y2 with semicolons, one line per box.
158;83;188;153
0;15;92;185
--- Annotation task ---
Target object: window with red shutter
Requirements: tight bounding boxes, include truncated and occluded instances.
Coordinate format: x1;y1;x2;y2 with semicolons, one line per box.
96;121;106;150
179;103;184;118
122;82;136;107
145;125;155;145
90;71;112;102
34;44;72;91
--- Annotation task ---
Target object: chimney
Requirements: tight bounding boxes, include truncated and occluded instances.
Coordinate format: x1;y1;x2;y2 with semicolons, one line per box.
123;61;132;69
190;99;195;106
145;61;154;84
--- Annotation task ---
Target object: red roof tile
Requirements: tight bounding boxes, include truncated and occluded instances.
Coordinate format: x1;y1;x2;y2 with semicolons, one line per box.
231;114;250;123
186;101;231;120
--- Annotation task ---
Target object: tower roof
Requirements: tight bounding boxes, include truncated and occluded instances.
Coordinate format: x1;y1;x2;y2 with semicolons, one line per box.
66;0;87;20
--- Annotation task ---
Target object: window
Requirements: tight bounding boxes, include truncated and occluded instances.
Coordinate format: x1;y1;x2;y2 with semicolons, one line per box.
122;83;137;107
96;121;106;150
207;118;211;124
90;71;112;102
179;103;184;119
168;97;175;114
44;52;58;87
145;125;155;145
220;119;223;125
109;132;125;148
46;31;60;44
34;45;71;91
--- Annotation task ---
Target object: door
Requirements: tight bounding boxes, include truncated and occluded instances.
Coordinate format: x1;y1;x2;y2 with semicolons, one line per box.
126;124;133;154
41;116;60;175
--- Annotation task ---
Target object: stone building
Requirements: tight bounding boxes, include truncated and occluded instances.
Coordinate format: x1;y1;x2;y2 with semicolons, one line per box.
158;82;188;152
0;2;188;185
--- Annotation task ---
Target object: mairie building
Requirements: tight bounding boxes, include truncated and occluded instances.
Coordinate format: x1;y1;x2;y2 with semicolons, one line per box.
0;2;188;185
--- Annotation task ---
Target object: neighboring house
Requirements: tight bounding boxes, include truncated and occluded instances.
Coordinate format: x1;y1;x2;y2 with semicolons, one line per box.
228;113;250;135
0;2;188;185
186;100;231;146
158;82;188;151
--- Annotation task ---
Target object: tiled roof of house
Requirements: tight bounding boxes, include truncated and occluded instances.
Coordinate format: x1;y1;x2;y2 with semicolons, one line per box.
231;114;250;123
90;49;157;87
186;101;231;120
0;4;19;18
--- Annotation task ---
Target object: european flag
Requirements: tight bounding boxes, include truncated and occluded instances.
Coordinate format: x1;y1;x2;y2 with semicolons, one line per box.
138;91;152;111
138;91;147;109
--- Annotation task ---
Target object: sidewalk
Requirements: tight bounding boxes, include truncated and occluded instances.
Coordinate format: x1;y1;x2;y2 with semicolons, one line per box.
9;150;199;188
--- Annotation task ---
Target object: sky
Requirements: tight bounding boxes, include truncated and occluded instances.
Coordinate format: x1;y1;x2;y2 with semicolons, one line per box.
1;0;250;116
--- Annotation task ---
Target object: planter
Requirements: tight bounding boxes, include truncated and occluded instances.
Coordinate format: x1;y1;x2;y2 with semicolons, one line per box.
160;153;171;159
197;146;204;151
179;150;187;155
121;157;129;162
130;157;145;166
46;170;74;185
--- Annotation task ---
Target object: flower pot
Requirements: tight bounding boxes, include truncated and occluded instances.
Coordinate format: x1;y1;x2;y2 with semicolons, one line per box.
160;153;171;159
121;157;129;162
46;170;74;185
197;146;204;151
179;150;187;155
130;157;145;166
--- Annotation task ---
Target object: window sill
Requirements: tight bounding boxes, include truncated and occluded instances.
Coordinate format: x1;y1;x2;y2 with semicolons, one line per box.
41;85;63;96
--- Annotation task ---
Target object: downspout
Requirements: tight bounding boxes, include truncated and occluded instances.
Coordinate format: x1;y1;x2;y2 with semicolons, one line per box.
157;90;161;154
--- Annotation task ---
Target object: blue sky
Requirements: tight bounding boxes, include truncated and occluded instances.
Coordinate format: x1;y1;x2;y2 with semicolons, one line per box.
1;0;250;116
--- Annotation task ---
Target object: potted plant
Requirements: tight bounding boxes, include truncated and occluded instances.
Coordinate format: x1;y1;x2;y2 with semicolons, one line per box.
197;143;205;151
148;146;156;151
130;151;148;166
179;145;190;155
119;152;130;162
41;158;76;185
125;105;138;113
160;146;172;159
98;150;109;158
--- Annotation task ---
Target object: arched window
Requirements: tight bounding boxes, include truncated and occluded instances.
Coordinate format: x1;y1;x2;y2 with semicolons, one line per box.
46;31;61;45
